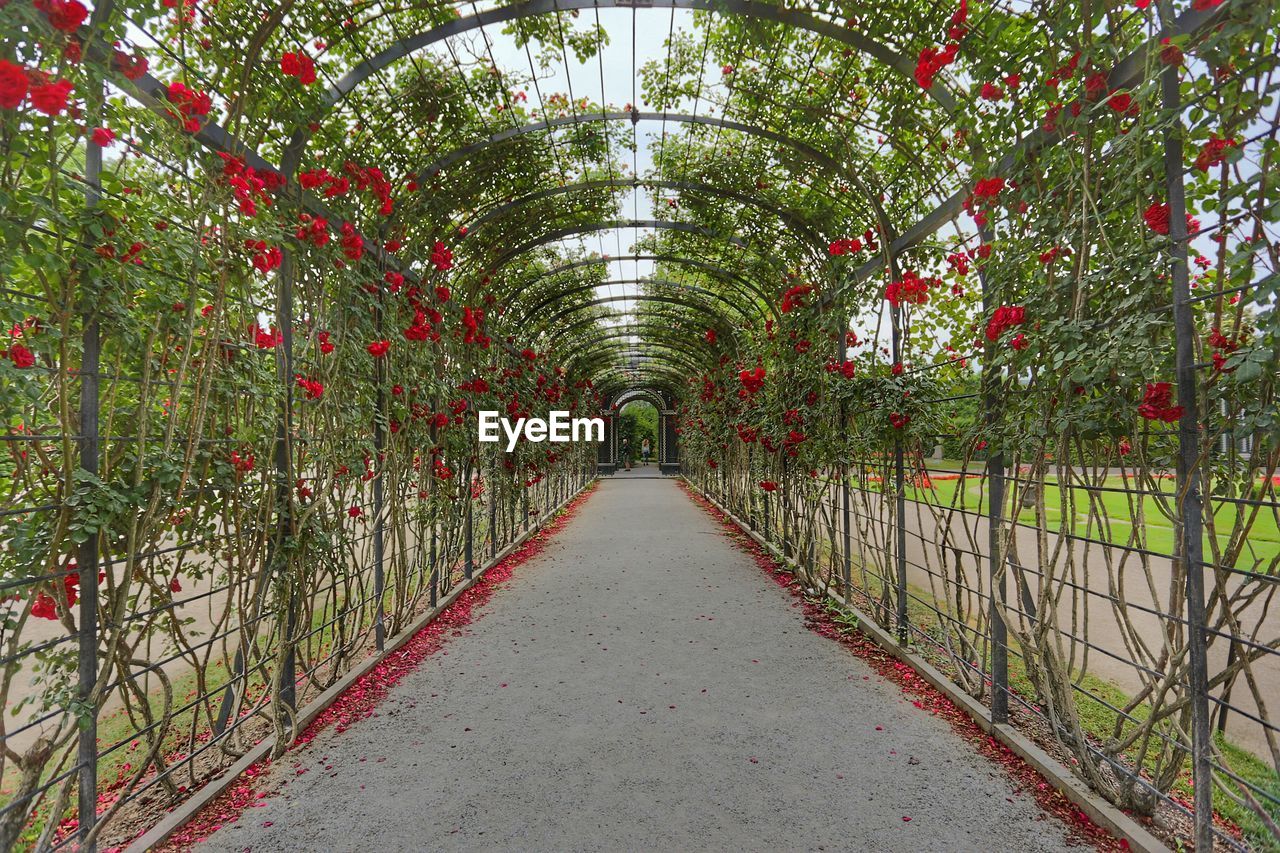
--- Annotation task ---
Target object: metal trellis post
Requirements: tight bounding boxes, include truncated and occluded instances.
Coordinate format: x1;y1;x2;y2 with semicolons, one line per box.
1159;7;1213;845
977;227;1009;725
77;68;106;851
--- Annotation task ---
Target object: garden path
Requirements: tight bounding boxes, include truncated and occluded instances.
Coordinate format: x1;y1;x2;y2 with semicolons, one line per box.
201;476;1078;852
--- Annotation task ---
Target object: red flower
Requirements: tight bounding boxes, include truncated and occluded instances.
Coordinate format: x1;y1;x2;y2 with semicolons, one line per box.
1009;333;1029;351
705;329;717;345
90;126;115;146
35;0;88;32
758;481;778;492
979;82;1003;101
165;80;212;132
972;176;1005;200
252;324;282;349
1106;91;1133;113
780;284;813;313
1194;135;1237;172
32;592;59;620
885;271;934;307
1159;38;1184;66
985;305;1026;342
1143;202;1171;234
889;412;910;429
915;42;959;90
738;366;766;396
296;375;324;400
318;330;335;354
8;343;36;368
246;241;282;275
339;222;364;260
0;60;29;110
169;578;182;593
366;339;391;358
348;506;363;518
431;240;453;271
280;52;317;85
1084;72;1108;101
828;237;863;256
1138;382;1183;422
521;348;537;362
112;48;149;80
29;78;73;116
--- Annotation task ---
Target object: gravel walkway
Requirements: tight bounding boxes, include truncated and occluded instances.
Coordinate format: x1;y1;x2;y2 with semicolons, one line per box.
201;475;1080;853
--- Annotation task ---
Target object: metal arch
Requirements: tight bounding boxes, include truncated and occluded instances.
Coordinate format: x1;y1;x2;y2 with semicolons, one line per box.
501;254;778;319
603;388;682;411
611;388;672;411
460;178;828;254
566;328;716;374
415;111;862;204
536;299;741;357
589;362;691;399
408;112;873;276
88;1;1231;326
533;298;740;346
597;364;687;394
572;338;708;376
278;0;963;176
485;219;751;272
570;338;708;379
519;278;758;328
478;221;800;312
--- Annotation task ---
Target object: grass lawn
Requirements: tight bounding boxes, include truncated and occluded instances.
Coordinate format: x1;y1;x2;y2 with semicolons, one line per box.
895;470;1280;571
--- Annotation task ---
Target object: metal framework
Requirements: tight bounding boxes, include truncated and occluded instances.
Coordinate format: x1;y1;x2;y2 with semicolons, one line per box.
1;0;1271;851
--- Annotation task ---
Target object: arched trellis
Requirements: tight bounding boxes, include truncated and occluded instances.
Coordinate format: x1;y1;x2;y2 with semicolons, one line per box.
30;3;1259;845
472;219;749;276
461;177;829;254
409;111;878;232
531;299;743;359
278;0;966;178
519;279;760;329
567;332;713;379
498;254;782;320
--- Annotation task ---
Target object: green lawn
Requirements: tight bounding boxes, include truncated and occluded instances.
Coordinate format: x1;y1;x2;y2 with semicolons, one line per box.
896;471;1280;572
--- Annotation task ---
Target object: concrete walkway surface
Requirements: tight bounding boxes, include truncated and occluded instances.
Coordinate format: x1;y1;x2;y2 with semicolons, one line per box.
201;476;1081;853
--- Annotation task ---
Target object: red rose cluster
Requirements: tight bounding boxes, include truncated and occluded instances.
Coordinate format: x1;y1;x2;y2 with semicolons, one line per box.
1137;382;1184;423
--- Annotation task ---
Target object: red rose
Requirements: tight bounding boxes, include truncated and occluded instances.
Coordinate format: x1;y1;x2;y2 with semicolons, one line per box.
29;78;73;116
367;339;391;358
8;343;36;368
1106;91;1133;113
91;126;115;146
1143;202;1171;235
35;0;88;33
0;60;28;110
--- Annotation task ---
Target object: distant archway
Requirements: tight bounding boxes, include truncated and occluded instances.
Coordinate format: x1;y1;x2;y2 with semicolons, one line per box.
600;388;679;475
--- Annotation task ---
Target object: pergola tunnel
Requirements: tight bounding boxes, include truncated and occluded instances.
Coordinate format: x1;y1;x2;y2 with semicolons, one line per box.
0;0;1276;849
